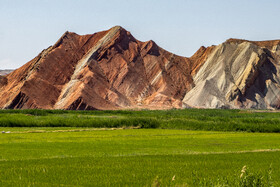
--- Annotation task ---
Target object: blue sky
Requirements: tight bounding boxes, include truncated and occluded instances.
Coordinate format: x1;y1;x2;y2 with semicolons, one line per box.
1;0;280;69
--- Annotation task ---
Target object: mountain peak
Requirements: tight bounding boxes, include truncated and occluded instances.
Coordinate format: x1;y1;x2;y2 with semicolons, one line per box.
109;25;125;31
225;38;250;44
52;31;78;49
226;38;280;49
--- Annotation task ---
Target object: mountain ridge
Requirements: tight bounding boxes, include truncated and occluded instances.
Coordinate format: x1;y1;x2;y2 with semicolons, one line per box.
1;26;280;110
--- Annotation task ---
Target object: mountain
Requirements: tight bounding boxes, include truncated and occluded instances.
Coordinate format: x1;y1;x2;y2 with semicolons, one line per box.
0;26;204;110
183;39;280;109
0;26;279;110
0;70;13;76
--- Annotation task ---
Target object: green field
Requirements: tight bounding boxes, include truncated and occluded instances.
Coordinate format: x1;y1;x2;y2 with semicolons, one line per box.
1;109;280;132
1;109;280;186
0;128;279;186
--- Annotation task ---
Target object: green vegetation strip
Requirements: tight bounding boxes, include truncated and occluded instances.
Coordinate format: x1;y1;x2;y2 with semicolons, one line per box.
1;109;280;132
0;129;279;186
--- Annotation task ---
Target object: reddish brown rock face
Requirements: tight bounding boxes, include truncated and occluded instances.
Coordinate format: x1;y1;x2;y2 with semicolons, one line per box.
0;26;208;110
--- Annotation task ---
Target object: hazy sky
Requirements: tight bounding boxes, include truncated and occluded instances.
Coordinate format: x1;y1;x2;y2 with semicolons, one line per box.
1;0;280;69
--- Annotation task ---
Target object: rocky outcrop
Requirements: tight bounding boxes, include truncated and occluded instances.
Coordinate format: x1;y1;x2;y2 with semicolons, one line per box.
1;27;280;110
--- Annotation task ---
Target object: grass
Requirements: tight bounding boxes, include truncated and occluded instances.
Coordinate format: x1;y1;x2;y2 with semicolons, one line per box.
0;129;280;186
1;109;280;132
1;109;280;186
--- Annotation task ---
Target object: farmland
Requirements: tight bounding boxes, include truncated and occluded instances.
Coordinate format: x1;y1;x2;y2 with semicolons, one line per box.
1;109;280;186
